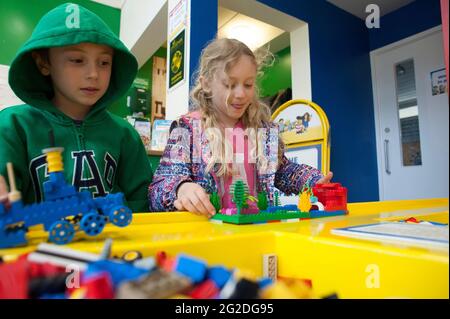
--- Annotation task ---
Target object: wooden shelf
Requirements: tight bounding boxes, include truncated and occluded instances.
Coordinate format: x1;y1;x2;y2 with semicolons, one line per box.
147;150;164;156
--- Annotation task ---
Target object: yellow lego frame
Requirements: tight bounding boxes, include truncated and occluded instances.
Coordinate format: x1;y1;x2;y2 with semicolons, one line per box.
271;99;331;174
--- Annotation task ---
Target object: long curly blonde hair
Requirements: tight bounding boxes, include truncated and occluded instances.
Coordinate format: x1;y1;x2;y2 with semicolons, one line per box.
190;38;275;176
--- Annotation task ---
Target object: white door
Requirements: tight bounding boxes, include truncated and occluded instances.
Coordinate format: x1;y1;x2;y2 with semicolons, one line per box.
371;26;449;201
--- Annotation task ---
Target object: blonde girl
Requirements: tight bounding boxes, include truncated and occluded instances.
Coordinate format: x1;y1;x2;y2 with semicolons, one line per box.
149;38;332;216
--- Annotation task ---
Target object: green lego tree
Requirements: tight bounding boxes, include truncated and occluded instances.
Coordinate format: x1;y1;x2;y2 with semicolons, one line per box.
257;191;268;211
230;179;249;215
274;191;281;207
210;191;221;213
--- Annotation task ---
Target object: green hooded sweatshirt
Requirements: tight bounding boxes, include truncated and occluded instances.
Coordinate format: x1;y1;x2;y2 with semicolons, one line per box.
0;3;152;212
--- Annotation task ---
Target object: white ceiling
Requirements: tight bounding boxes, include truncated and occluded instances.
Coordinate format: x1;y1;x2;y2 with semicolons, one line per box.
218;6;286;51
327;0;415;19
93;0;416;20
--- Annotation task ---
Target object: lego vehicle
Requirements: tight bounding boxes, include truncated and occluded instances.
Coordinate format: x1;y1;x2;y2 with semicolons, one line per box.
0;147;132;248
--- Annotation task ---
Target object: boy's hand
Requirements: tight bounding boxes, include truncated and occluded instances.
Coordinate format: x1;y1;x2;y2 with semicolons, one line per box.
0;175;10;206
174;182;216;218
317;171;333;184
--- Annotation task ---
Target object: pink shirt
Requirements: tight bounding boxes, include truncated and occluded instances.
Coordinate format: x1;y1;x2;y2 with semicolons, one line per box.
220;121;256;209
187;111;256;209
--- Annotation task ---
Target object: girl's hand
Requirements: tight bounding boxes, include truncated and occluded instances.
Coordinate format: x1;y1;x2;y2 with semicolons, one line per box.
317;171;333;184
0;175;10;206
174;182;216;218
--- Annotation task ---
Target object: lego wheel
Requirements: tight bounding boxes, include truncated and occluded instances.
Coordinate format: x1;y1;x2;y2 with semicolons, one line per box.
48;220;75;245
121;250;143;263
80;213;107;236
109;206;132;227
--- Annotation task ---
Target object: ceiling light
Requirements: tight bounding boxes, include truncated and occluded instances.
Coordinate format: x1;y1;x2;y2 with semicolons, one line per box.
223;24;262;50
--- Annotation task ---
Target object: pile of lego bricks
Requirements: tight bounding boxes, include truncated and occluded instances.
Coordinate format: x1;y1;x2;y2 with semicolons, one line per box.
0;241;328;299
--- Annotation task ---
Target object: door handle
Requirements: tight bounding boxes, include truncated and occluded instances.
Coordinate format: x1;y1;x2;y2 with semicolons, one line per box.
384;139;391;175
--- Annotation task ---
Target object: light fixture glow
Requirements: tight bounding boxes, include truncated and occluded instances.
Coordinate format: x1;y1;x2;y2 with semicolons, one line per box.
223;24;263;50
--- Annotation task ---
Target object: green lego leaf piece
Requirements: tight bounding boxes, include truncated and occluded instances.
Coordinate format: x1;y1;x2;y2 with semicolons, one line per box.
230;180;249;215
257;191;268;210
210;191;221;213
274;191;281;207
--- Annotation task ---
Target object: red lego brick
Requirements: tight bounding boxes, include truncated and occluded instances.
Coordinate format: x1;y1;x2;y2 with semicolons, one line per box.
312;183;348;212
29;261;66;278
189;279;220;299
155;250;167;267
0;255;29;298
83;272;114;299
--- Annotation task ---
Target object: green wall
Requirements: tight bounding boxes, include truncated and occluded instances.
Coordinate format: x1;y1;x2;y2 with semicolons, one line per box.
114;47;167;119
258;46;292;97
0;0;121;65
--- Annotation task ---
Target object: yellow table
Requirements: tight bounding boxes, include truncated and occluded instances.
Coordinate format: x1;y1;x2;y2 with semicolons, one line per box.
1;198;448;299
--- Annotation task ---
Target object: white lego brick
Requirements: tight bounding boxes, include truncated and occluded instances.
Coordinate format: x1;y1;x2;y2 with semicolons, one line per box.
263;254;277;281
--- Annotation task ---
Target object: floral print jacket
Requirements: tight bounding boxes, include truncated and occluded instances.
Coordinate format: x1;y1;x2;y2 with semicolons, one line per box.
148;113;323;211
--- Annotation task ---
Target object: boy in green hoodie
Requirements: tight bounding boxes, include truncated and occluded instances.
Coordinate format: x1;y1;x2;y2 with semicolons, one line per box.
0;3;153;212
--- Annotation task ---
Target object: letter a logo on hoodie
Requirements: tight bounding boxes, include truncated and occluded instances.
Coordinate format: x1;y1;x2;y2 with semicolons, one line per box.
72;150;107;197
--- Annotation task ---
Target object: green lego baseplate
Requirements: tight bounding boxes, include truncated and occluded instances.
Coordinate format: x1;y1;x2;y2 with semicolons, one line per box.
211;210;309;224
210;209;348;224
208;179;348;225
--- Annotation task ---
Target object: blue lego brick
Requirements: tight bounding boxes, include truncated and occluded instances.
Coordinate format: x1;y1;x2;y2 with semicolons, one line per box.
84;260;148;288
207;266;232;289
43;172;77;201
39;293;67;299
309;210;347;218
258;277;274;290
94;193;125;211
0;228;27;248
1;202;25;226
266;204;298;213
174;254;207;284
24;196;91;231
280;204;298;211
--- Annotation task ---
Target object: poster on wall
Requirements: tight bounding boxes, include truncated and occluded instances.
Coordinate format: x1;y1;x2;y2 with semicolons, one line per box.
168;0;187;37
168;29;185;89
272;104;323;145
0;64;23;110
151;119;172;151
430;68;448;96
126;117;152;153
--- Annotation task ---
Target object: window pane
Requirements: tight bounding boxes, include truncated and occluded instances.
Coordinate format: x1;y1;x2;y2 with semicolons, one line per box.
395;59;422;166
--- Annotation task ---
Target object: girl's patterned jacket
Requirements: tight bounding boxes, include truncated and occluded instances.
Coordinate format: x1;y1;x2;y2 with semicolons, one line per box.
148;113;323;211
